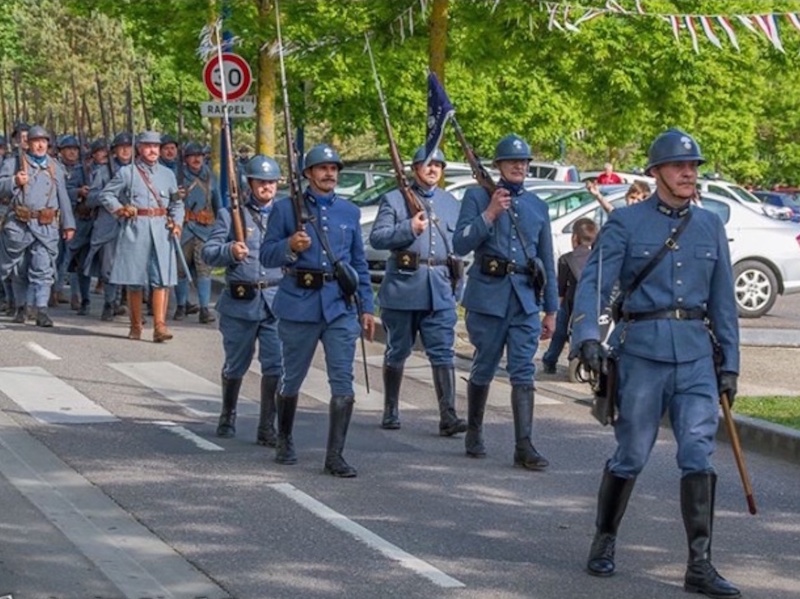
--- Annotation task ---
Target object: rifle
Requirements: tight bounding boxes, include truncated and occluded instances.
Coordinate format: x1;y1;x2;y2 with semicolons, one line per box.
211;20;244;243
82;95;94;139
71;75;90;184
125;81;133;135
12;70;21;124
95;73;114;179
177;81;185;187
364;34;422;216
0;70;9;145
137;73;151;130
108;91;117;135
275;0;306;232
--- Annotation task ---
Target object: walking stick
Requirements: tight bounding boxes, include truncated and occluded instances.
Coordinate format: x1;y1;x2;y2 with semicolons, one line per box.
720;392;757;515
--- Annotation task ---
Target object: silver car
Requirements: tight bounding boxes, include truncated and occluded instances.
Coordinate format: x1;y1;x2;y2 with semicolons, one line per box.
548;189;800;318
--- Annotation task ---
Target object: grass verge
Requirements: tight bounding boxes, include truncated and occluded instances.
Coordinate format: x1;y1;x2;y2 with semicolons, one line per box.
735;396;800;431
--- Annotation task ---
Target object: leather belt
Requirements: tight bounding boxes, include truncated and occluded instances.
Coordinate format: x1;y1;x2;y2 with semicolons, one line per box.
283;268;336;281
136;207;167;217
623;308;707;322
230;280;280;290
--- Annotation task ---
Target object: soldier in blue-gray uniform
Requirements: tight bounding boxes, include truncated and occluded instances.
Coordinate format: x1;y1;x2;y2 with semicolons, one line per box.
202;155;284;445
453;134;557;471
99;131;183;342
571;129;741;598
159;134;181;179
84;134;132;321
369;146;466;436
175;142;220;323
56;134;92;314
0;125;76;327
261;143;376;478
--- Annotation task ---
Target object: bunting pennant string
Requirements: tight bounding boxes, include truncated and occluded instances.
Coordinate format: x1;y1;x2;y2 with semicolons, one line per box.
717;16;740;52
699;16;722;49
685;16;700;54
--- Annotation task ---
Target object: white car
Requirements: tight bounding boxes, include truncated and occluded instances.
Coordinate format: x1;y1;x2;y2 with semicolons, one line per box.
548;189;800;318
696;178;794;221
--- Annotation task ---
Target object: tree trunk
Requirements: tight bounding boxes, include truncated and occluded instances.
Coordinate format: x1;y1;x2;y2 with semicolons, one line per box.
256;0;276;155
429;0;448;84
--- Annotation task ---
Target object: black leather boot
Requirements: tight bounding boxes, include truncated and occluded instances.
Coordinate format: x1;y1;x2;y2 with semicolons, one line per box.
381;365;402;430
100;302;115;321
275;394;298;465
324;395;357;478
511;385;549;470
216;376;241;437
682;472;741;598
432;365;467;436
35;308;54;328
199;307;216;324
465;381;490;458
12;305;26;323
256;375;279;447
587;468;636;577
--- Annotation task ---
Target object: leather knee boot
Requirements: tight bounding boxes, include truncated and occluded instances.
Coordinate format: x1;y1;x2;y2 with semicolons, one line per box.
324;395;357;478
587;467;636;577
151;287;172;342
275;394;298;465
381;365;403;430
511;384;549;470
465;381;490;458
432;365;466;436
216;376;242;438
257;375;280;447
127;289;143;340
682;472;741;598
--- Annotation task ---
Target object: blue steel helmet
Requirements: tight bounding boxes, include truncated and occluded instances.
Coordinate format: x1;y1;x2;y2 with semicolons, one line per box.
183;141;205;157
246;154;281;181
412;145;446;167
57;134;80;149
160;133;178;147
494;134;533;162
12;121;30;138
645;128;705;176
303;143;343;172
27;125;50;141
111;132;133;148
90;138;107;153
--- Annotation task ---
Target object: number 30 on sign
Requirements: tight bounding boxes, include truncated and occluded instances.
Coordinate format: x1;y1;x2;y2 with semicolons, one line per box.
203;53;253;102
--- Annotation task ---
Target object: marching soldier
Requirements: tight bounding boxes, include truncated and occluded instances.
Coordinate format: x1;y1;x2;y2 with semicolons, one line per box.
0;125;75;327
453;134;558;470
0;135;6;167
261;143;375;477
202;154;284;444
159;134;181;178
84;133;132;321
57;134;92;314
174;141;220;323
368;146;466;436
571;129;741;598
99;130;183;342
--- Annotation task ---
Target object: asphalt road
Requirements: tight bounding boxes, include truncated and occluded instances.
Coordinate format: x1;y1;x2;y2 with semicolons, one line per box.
738;291;800;330
1;305;799;599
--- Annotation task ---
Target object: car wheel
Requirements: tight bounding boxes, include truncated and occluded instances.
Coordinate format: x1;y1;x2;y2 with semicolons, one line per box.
733;260;778;318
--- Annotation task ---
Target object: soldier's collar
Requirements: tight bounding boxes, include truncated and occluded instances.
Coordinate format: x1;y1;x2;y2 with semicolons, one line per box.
305;188;337;207
656;199;691;218
411;181;436;198
498;179;525;196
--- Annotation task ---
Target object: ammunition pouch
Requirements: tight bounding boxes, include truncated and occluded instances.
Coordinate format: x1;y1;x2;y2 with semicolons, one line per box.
13;205;31;223
75;203;97;220
14;206;59;225
446;255;464;293
591;354;618;426
292;269;326;290
393;250;419;272
334;261;359;305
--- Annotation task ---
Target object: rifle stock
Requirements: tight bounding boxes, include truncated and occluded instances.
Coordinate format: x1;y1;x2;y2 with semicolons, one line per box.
451;118;496;195
95;74;114;179
275;0;306;232
364;35;422;216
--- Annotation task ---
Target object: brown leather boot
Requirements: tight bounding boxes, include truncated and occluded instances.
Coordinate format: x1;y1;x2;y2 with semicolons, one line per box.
127;289;144;341
151;287;173;343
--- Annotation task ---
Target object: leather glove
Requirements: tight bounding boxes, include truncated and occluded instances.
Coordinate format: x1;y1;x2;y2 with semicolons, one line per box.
718;371;738;407
578;340;604;376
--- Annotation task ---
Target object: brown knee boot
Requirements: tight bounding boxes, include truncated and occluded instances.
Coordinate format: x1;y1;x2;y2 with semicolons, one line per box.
127;289;144;340
151;287;173;343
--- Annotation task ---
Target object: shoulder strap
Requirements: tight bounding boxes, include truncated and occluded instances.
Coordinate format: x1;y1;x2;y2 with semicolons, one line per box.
623;208;693;300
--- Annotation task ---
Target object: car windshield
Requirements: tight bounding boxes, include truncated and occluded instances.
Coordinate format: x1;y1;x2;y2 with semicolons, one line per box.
546;185;628;220
727;185;762;205
349;178;399;207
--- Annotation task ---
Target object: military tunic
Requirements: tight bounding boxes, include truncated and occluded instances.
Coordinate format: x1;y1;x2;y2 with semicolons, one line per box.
202;201;282;378
369;184;459;367
260;191;374;397
571;196;739;476
453;183;558;385
99;160;183;288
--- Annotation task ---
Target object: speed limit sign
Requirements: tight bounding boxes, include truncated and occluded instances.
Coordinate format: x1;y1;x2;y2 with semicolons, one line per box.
203;53;252;101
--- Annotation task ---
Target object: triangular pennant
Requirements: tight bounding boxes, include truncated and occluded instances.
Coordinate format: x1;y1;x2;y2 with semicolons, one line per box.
754;13;785;52
547;3;564;31
606;0;627;13
575;8;602;25
684;15;699;53
717;16;740;51
736;15;759;35
408;6;414;36
786;12;800;33
669;15;680;43
699;16;722;49
563;6;580;32
635;0;645;14
419;0;427;14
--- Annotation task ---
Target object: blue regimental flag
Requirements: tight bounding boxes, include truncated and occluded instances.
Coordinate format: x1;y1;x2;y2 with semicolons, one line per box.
424;72;455;166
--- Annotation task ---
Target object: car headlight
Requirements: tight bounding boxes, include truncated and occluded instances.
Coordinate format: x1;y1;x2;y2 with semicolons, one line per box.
762;205;791;220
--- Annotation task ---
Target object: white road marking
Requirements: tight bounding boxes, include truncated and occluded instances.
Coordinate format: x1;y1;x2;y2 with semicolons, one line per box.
155;421;224;452
270;483;465;589
24;341;61;361
0;366;118;424
0;410;228;599
109;361;257;418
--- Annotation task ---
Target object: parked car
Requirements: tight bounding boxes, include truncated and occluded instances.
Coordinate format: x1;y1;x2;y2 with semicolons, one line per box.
548;190;800;318
696;178;794;221
527;161;581;182
752;190;800;222
581;170;655;186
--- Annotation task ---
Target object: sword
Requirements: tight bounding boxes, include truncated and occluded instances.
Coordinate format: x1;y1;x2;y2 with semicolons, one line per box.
171;231;193;287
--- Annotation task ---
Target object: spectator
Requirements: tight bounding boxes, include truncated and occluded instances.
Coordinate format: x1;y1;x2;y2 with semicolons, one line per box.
596;162;623;184
588;180;650;214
